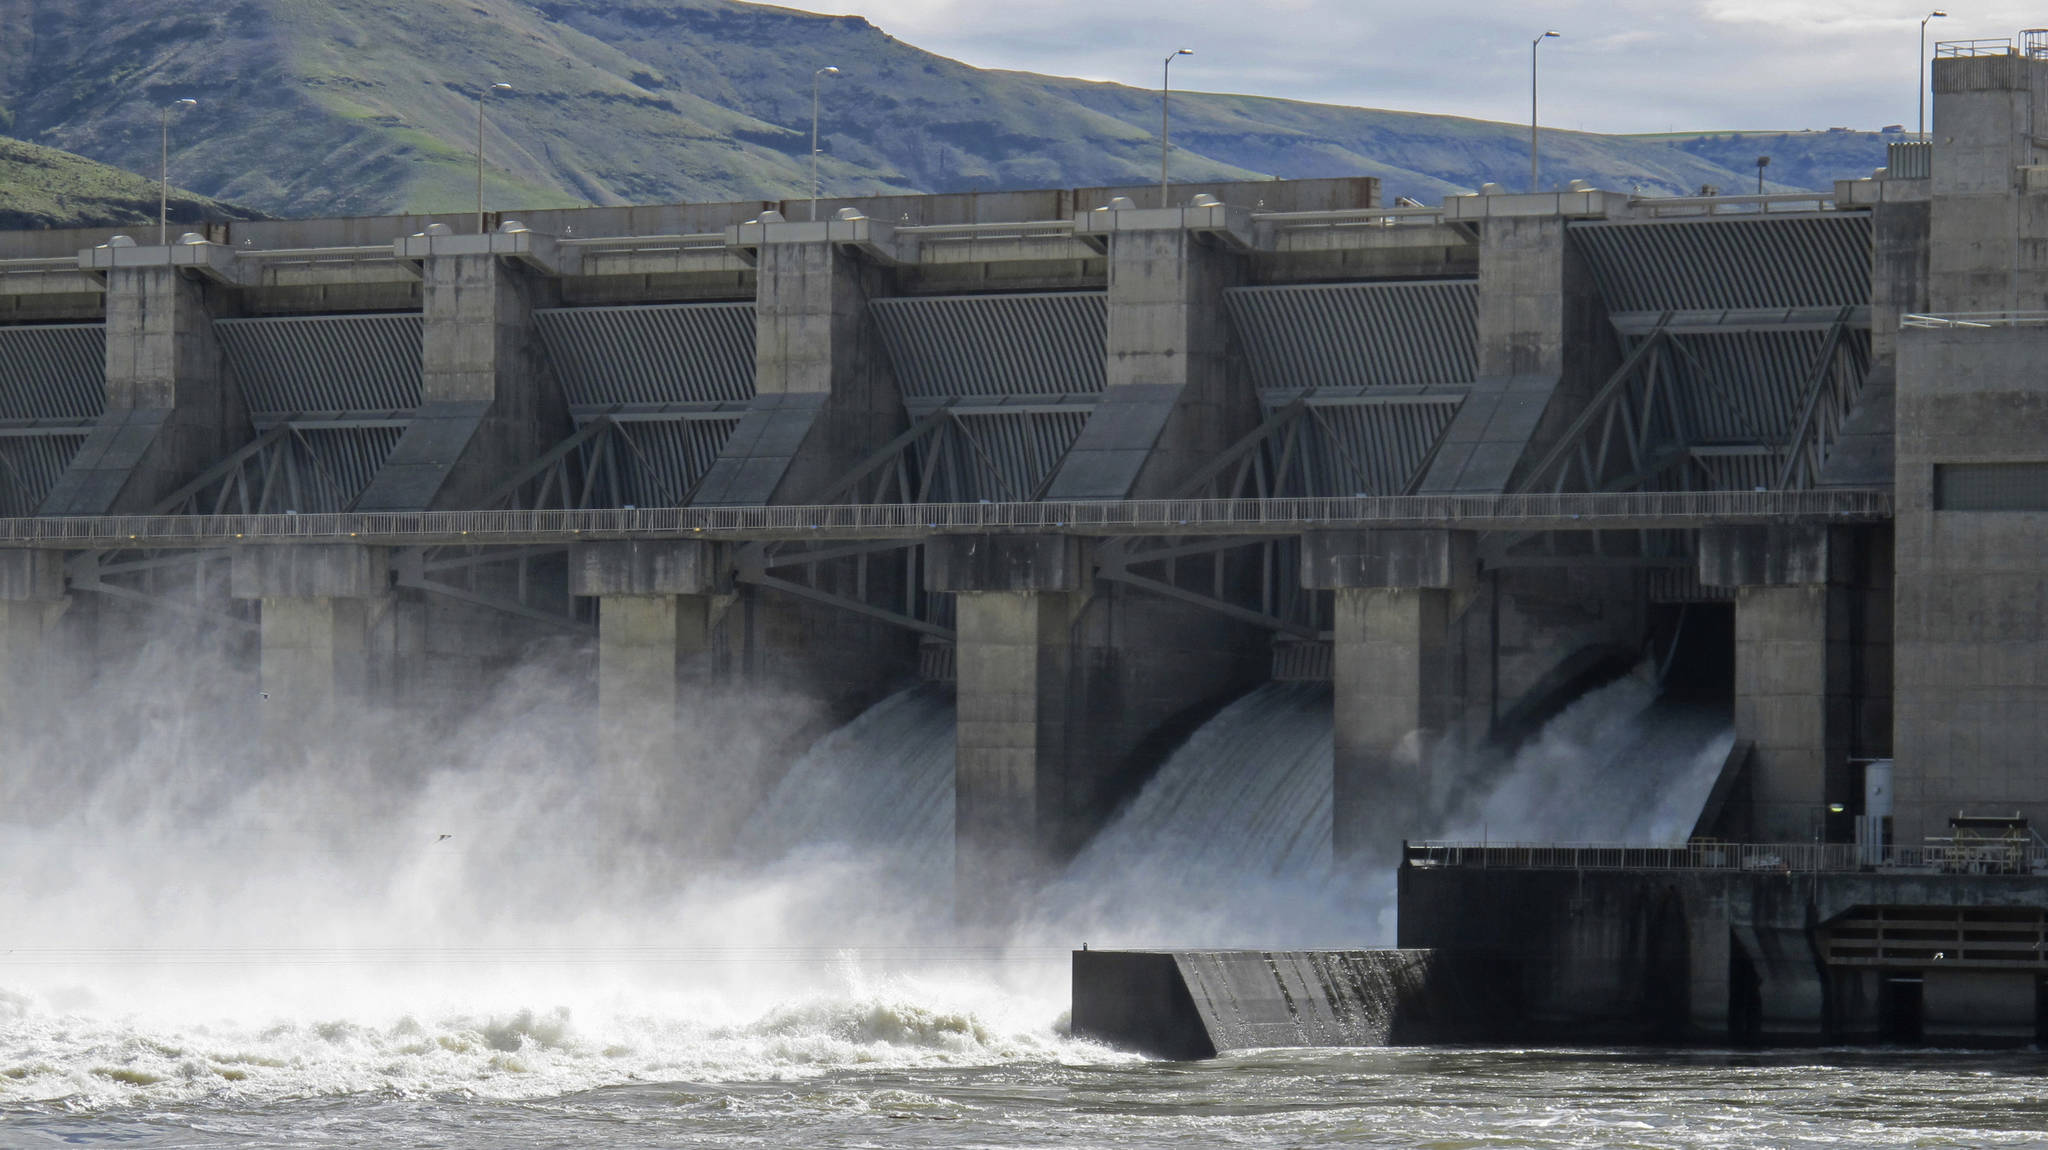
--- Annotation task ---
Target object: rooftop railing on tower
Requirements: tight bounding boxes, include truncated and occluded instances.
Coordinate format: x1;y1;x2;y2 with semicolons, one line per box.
1936;37;2016;57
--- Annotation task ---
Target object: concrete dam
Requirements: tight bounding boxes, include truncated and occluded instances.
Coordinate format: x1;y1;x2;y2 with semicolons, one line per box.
7;44;2048;1047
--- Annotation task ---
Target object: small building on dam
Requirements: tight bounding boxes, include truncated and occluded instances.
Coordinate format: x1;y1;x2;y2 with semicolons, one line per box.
3;37;2047;1044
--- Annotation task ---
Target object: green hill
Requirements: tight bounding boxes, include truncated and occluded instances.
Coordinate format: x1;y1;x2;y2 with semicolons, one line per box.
0;135;250;230
0;0;1894;220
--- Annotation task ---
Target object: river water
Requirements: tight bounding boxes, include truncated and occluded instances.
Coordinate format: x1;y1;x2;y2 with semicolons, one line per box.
8;999;2048;1149
15;664;2015;1147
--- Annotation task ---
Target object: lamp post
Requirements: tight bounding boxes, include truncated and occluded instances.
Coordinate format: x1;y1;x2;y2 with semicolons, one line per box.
1755;154;1770;195
1531;31;1560;193
812;66;841;222
1921;10;1947;140
1162;48;1193;208
477;82;511;234
160;99;197;246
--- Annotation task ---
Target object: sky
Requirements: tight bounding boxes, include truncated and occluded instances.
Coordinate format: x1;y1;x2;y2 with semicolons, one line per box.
795;1;2043;133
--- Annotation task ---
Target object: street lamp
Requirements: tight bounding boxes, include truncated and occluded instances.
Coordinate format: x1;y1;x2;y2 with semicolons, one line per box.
1531;31;1560;193
812;66;841;222
478;82;512;234
1755;154;1770;194
1921;10;1947;141
160;98;197;246
1162;48;1193;208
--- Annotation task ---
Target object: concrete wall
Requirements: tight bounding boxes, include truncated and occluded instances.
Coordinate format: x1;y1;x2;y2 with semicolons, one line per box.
1929;54;2048;311
1894;325;2048;841
1400;863;2048;1045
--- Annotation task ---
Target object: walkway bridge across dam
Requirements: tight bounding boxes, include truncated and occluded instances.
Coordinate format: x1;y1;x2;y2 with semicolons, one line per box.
0;490;1893;549
0;167;1921;915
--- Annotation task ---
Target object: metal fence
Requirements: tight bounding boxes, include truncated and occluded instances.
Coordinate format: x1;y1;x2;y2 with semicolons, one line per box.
0;489;1894;549
1406;840;2048;876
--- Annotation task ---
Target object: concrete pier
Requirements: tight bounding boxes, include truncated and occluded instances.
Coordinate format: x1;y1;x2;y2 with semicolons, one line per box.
569;539;729;784
928;534;1087;915
42;254;241;514
1700;525;1855;841
1051;203;1251;499
0;551;66;730
1304;529;1473;861
359;229;565;512
230;545;389;742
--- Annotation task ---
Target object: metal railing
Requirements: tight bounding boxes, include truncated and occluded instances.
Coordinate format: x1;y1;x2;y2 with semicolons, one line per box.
0;489;1892;549
1902;311;2048;328
1628;192;1839;218
1255;206;1449;229
1406;839;2048;875
1935;38;2015;57
561;232;730;253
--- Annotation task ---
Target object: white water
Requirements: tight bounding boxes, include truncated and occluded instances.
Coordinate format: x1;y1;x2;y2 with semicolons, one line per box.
1438;674;1736;845
0;635;1096;1111
731;683;957;896
1036;683;1374;947
2;626;1732;1114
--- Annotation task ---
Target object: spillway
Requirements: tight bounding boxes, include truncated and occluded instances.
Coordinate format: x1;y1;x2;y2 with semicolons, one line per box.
730;674;1730;945
1035;683;1364;947
730;683;957;889
1066;683;1336;884
1439;676;1734;844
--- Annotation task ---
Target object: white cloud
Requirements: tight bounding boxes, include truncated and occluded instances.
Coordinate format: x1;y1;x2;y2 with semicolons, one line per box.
793;0;2048;132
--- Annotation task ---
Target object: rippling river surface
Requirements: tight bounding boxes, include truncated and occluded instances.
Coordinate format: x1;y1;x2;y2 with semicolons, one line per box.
8;987;2048;1149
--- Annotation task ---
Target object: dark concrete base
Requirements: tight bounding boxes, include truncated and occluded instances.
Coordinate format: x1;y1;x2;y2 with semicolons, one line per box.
1400;863;2048;1046
1070;948;1512;1059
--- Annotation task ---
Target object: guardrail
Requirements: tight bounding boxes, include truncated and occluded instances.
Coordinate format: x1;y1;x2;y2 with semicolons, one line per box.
1406;839;2047;875
0;489;1893;549
1902;311;2048;329
560;233;734;259
1627;192;1839;218
1936;38;2014;57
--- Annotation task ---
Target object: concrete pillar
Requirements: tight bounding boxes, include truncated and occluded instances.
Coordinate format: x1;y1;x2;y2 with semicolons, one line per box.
928;534;1087;920
695;230;902;507
1421;207;1616;494
1047;210;1253;499
0;551;67;732
1700;525;1854;842
41;262;240;514
230;545;390;742
1303;529;1474;862
568;540;730;777
356;244;565;512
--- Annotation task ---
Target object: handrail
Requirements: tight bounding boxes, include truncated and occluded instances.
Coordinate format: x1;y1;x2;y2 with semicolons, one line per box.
898;220;1078;237
0;489;1893;549
1628;192;1838;218
0;256;89;270
239;245;405;261
1254;207;1449;228
1406;839;2047;875
1936;38;2014;57
558;232;729;249
1903;311;2048;328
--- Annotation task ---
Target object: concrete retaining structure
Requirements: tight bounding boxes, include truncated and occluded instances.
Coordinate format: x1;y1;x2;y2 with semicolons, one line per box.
1071;948;1512;1059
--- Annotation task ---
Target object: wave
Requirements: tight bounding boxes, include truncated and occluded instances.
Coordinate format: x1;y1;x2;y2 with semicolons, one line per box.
0;973;1116;1108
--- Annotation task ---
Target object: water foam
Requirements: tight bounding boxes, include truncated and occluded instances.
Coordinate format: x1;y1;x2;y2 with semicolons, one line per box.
0;971;1116;1108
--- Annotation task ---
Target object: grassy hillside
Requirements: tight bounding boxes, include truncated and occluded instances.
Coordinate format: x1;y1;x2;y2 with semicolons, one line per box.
0;134;249;229
0;0;1893;220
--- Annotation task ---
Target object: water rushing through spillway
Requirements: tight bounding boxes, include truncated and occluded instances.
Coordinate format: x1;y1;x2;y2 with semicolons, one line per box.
732;683;958;893
3;644;1752;1143
726;674;1735;948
